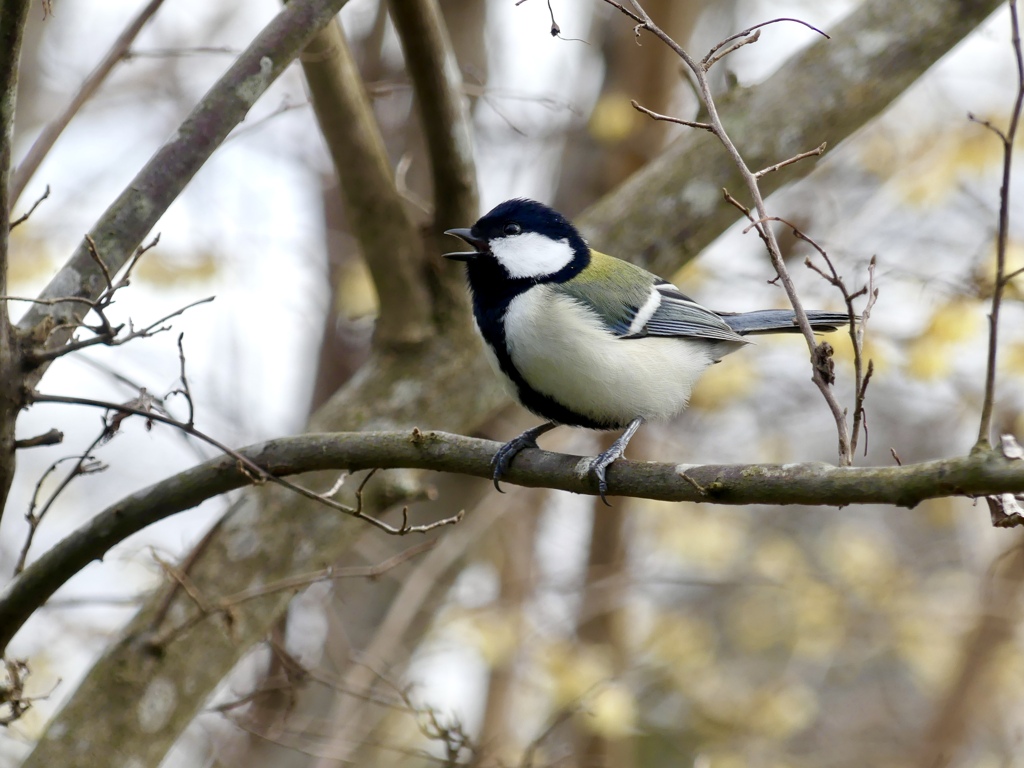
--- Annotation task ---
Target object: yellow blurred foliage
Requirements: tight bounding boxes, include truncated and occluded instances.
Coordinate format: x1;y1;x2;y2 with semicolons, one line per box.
829;332;886;375
923;299;983;344
1005;342;1024;375
669;259;711;291
456;609;521;667
689;355;757;410
134;250;219;285
752;535;809;582
589;92;640;144
543;640;613;708
336;259;380;318
906;299;983;380
725;592;794;653
578;681;637;739
860;118;1003;206
7;227;57;286
792;580;846;661
892;613;958;692
979;239;1024;301
820;523;898;602
695;752;747;768
749;683;819;739
988;641;1024;704
644;613;716;672
652;505;747;573
905;342;953;380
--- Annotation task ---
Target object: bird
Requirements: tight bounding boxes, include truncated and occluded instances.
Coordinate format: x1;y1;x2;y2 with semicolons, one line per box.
443;198;850;504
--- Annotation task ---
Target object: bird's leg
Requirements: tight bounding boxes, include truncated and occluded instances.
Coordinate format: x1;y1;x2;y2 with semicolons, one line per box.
590;416;645;506
492;421;559;492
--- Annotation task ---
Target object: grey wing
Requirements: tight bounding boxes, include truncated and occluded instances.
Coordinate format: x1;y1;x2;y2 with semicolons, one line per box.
624;281;746;343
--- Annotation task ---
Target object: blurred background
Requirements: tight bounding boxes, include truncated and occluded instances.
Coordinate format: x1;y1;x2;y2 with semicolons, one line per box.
2;0;1024;766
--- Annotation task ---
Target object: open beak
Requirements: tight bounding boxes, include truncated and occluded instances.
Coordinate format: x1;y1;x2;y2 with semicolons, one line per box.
443;228;487;261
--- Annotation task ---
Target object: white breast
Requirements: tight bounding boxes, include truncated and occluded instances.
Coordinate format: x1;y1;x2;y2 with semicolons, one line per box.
503;286;741;424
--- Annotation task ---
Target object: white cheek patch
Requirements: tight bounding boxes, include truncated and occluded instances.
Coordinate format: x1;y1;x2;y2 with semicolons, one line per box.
490;232;575;279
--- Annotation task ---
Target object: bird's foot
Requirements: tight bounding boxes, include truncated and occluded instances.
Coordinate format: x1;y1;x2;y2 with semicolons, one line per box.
491;422;558;492
588;417;645;506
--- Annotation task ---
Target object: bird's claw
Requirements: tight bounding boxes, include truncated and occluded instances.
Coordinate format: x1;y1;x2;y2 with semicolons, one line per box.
491;436;537;492
491;422;558;493
589;452;617;507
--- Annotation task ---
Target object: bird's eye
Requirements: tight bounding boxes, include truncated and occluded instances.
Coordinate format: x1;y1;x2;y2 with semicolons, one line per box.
503;222;521;236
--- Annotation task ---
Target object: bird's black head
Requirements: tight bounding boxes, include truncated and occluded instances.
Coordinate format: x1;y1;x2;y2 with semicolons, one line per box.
443;198;589;284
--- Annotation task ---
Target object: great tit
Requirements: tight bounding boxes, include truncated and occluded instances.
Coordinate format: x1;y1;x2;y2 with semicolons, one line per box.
444;198;849;503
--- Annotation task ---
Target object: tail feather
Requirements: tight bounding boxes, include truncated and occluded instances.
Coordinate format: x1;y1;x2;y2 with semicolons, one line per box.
719;309;851;336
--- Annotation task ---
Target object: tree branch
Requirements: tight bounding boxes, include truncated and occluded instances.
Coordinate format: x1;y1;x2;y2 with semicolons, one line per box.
15;0;354;378
578;0;1006;278
2;428;1022;655
976;0;1024;449
297;15;434;345
0;0;34;526
18;1;1007;760
622;0;853;462
388;0;479;314
10;0;169;206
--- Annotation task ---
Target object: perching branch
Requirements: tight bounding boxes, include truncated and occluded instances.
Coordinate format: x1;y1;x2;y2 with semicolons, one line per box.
20;2;1011;761
975;0;1024;450
2;428;1023;655
10;0;169;206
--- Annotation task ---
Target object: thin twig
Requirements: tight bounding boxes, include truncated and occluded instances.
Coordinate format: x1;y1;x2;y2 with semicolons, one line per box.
26;296;214;364
146;539;436;649
9;185;50;229
703;17;829;67
15;428;108;575
630;99;713;131
166;333;195;428
754;142;827;179
13;429;63;449
612;0;853;463
28;392;462;537
705;29;761;69
975;0;1024;450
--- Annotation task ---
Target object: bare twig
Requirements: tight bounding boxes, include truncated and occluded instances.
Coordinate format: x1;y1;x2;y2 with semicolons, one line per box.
754;142;827;179
146;539;436;649
25;295;214;364
15;427;108;575
703;17;829;68
630;99;713;131
28;392;463;538
975;0;1024;450
10;185;50;229
166;333;195;428
801;232;878;458
15;0;354;390
617;0;853;462
14;428;63;449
